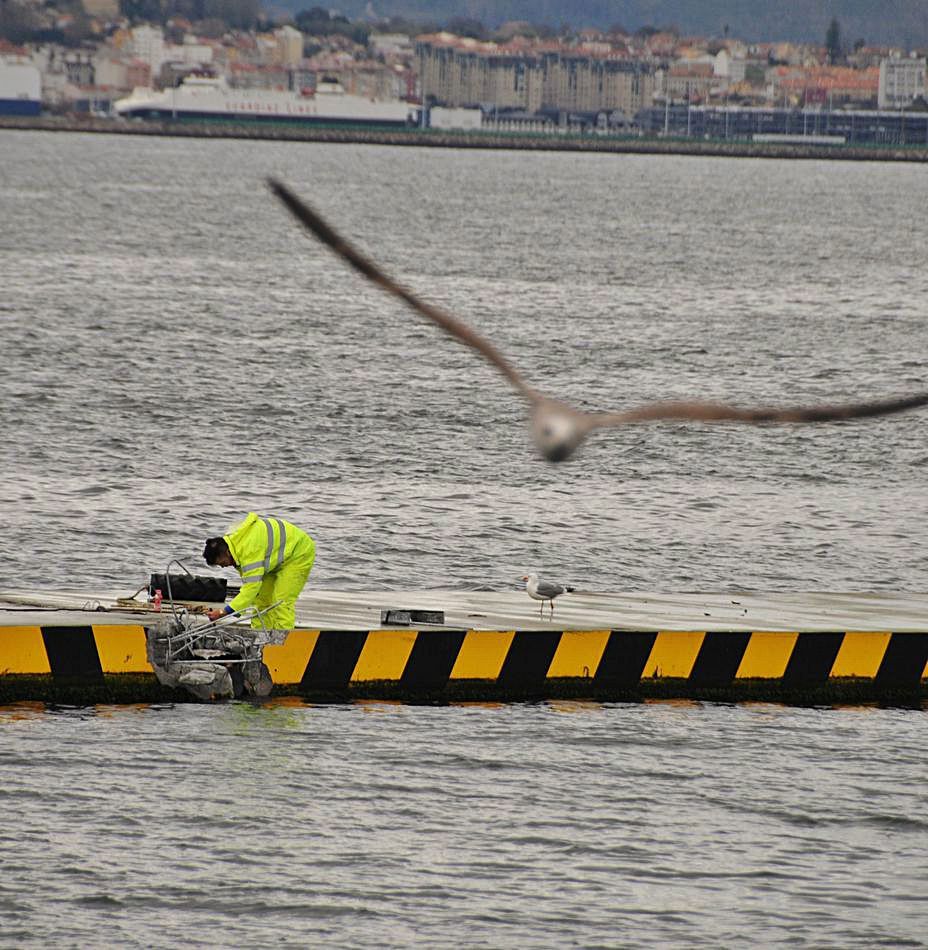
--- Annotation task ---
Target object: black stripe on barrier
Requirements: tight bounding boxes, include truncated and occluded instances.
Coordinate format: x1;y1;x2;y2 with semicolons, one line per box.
689;631;752;687
782;632;844;687
498;631;562;690
875;633;928;688
300;630;368;690
595;631;658;686
41;626;104;682
401;630;467;691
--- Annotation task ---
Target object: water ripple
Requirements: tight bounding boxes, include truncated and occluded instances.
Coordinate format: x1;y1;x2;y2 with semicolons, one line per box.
3;133;928;948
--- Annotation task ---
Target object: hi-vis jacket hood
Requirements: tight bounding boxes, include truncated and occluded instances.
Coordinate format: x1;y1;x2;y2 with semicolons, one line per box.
223;512;314;613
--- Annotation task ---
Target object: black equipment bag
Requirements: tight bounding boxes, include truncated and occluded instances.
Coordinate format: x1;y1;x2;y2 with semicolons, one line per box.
148;573;228;603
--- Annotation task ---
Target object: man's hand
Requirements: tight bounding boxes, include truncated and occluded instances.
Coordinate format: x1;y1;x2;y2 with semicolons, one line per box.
207;608;225;621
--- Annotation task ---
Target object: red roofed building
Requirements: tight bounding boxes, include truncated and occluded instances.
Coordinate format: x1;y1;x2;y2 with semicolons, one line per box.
772;65;879;107
664;60;714;102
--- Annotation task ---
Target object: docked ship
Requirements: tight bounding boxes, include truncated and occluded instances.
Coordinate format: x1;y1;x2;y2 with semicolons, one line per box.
113;74;417;127
0;59;41;116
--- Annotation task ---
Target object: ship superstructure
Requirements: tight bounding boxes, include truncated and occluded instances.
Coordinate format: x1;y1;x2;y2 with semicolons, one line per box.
114;74;416;127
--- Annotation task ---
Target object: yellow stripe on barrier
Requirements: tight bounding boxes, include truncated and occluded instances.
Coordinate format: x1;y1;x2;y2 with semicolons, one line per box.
643;631;705;678
264;630;320;684
736;632;799;678
450;630;515;680
352;629;416;681
830;631;892;678
547;630;611;679
0;626;51;674
93;625;150;673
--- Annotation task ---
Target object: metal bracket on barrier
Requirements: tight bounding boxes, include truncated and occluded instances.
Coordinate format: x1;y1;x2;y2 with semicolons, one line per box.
144;557;289;699
162;600;285;666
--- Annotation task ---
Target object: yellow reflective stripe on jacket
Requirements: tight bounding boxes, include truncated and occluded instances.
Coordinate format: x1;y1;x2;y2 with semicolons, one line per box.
225;513;297;614
229;516;287;570
257;517;286;572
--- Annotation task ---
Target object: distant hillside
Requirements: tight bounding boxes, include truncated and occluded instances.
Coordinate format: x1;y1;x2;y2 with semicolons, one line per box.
279;0;928;47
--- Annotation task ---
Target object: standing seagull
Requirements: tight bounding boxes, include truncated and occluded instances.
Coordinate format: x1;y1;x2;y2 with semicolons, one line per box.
268;179;928;463
523;573;575;619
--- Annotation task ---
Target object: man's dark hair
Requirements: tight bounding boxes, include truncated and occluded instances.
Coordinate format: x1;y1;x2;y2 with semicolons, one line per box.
203;536;230;565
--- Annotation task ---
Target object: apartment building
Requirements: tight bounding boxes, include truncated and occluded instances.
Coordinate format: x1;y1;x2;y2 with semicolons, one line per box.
878;56;927;107
273;25;303;68
540;51;654;115
131;24;164;76
417;37;541;110
417;33;654;117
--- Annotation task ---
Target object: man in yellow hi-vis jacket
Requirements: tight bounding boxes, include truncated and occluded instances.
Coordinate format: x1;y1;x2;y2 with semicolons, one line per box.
202;512;315;631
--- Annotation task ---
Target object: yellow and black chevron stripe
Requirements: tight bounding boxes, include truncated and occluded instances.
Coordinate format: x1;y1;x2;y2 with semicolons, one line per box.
0;625;151;680
265;628;928;691
2;625;927;695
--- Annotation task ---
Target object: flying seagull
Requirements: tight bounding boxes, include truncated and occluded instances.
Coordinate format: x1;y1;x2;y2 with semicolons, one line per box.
523;573;574;619
268;178;928;463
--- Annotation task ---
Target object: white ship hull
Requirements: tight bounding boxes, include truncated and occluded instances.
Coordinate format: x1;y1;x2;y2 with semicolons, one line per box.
114;76;416;127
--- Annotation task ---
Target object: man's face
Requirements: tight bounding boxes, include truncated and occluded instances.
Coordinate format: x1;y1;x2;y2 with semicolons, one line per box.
215;549;235;568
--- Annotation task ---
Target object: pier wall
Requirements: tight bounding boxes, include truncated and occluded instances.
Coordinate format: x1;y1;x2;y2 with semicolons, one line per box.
2;623;926;704
3;116;928;162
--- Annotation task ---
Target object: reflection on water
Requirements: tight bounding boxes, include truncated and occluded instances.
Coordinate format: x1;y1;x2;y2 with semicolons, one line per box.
1;699;926;946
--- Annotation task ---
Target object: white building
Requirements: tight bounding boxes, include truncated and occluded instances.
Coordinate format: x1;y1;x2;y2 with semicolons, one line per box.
163;37;214;68
714;49;747;84
92;51;130;90
369;33;412;57
81;0;119;17
274;25;303;67
878;56;926;108
132;25;164;76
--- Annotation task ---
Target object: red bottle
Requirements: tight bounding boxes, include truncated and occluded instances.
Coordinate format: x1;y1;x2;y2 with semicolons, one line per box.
152;589;163;611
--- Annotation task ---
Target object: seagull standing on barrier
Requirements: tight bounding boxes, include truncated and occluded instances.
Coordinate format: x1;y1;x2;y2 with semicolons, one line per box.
268;179;928;464
523;573;574;619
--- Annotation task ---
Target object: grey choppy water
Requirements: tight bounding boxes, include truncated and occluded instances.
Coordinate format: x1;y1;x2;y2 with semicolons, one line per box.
2;131;928;946
1;130;927;593
2;700;928;948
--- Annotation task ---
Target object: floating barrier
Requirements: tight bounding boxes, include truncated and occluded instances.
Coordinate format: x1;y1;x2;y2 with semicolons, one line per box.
1;612;926;705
